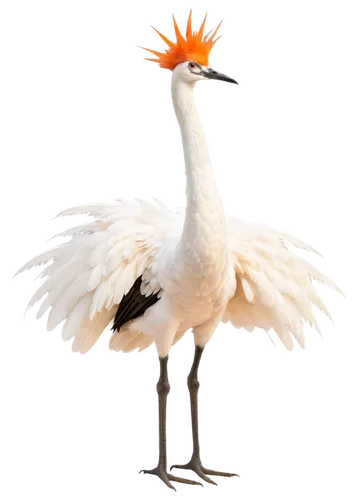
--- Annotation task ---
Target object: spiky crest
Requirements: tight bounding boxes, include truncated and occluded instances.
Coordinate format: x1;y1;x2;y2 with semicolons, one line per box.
140;10;222;70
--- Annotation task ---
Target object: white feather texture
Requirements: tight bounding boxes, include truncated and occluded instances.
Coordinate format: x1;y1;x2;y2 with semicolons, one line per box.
16;198;341;354
224;217;343;350
17;199;181;353
16;63;341;356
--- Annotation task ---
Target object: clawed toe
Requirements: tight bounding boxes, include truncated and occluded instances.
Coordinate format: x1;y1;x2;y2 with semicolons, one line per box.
168;473;203;487
194;470;217;485
201;466;239;478
170;459;239;485
170;462;217;485
140;465;202;490
140;467;176;491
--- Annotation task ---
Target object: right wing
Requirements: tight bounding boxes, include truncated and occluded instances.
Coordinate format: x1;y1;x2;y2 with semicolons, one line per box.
16;199;182;354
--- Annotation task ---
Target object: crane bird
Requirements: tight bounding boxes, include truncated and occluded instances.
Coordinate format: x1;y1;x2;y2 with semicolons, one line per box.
16;11;342;491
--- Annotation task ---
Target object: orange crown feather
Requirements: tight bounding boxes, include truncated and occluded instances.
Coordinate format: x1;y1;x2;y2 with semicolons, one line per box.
141;10;222;71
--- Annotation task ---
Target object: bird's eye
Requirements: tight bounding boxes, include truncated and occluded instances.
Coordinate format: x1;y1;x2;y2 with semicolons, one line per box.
188;62;196;70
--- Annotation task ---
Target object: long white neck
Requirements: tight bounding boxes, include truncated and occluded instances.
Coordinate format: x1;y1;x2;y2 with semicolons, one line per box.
171;74;227;262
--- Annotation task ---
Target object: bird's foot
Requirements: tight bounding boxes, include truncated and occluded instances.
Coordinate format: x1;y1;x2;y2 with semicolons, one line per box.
140;464;203;491
170;456;239;485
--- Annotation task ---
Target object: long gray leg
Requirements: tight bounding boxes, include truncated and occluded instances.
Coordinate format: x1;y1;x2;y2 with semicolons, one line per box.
157;356;172;472
170;346;239;485
140;355;202;490
187;345;204;469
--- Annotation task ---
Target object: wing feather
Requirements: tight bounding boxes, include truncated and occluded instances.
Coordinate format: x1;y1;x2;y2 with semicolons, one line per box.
72;306;117;354
47;270;93;330
225;217;342;350
15;243;70;275
62;294;93;341
241;277;255;303
17;199;182;354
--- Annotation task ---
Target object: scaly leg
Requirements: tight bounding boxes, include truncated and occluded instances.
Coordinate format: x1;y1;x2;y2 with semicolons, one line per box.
140;355;202;490
170;346;239;485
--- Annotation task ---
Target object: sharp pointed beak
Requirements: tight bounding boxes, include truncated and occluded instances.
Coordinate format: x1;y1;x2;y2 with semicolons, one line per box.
201;68;238;85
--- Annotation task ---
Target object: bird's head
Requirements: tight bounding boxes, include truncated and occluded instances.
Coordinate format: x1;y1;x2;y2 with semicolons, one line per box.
171;61;238;86
141;10;238;86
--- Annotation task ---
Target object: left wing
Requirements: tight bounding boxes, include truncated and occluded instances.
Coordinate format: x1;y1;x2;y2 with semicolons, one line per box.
224;217;343;350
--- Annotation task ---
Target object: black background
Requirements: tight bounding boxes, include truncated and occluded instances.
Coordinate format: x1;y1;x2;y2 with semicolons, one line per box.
3;2;353;498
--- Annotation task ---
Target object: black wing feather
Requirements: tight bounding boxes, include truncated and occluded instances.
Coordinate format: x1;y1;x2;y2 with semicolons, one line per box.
112;277;160;332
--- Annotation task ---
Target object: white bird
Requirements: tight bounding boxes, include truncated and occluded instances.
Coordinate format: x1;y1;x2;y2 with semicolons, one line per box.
16;11;342;490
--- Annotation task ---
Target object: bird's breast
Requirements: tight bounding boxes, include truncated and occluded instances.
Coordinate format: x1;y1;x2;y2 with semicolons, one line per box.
164;244;235;325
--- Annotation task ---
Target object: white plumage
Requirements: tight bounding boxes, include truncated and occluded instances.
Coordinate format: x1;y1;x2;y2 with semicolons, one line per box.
11;8;350;490
17;197;341;355
16;12;342;489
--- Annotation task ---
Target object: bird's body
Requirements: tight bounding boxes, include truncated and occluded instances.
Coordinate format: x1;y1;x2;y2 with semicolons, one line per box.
17;11;341;490
14;190;336;355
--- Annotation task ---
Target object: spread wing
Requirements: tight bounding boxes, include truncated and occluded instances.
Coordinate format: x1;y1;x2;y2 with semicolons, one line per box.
16;199;182;354
224;217;343;350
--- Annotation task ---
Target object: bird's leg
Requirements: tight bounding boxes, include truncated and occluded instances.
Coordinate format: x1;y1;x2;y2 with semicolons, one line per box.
186;345;204;472
170;345;239;485
140;355;202;490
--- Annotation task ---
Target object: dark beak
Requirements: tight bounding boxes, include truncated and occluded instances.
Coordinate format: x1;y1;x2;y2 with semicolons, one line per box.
201;68;238;85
